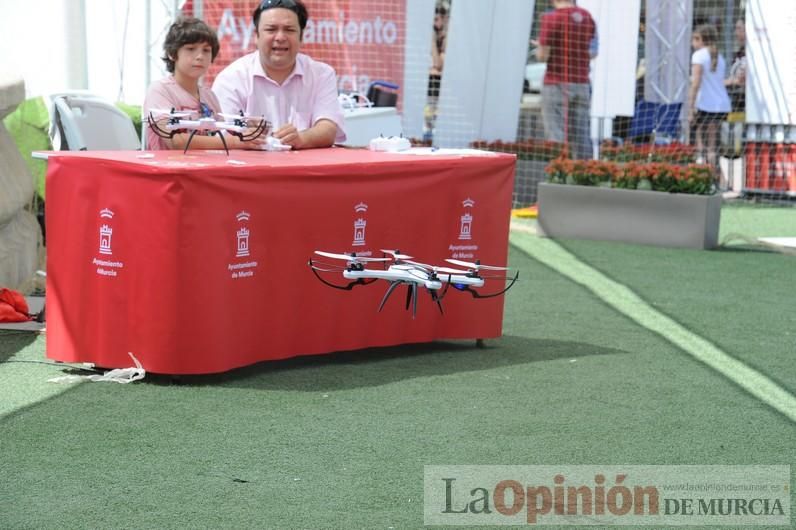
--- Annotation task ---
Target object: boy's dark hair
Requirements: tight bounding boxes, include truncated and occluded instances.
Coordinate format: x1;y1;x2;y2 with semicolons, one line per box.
252;0;309;37
435;5;448;17
162;17;220;73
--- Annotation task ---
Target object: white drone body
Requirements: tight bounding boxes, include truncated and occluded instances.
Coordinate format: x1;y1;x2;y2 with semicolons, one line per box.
146;108;269;155
158;116;249;134
344;264;443;290
368;136;411;152
308;249;516;318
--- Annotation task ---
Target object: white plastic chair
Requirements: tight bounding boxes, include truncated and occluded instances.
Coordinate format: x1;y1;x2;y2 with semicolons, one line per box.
49;93;140;151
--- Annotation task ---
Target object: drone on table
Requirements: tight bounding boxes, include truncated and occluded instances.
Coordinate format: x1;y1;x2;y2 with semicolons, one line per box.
308;249;519;318
147;108;270;155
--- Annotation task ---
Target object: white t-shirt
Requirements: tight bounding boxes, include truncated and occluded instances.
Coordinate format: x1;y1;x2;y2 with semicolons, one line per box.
691;47;731;113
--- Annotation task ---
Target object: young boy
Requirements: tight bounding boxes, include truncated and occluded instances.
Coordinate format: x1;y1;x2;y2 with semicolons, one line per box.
143;17;265;150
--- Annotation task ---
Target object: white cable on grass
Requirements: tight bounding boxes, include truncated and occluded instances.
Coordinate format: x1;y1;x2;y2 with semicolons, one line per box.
48;352;145;384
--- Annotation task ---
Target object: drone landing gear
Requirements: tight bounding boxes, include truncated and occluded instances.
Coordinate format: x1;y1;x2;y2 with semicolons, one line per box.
378;280;419;318
183;129;230;155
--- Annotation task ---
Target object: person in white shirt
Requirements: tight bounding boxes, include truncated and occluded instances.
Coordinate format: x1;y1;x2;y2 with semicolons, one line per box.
688;24;731;168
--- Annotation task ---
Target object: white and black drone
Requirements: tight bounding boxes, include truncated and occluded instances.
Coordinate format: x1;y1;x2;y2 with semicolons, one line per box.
147;108;270;155
308;249;518;318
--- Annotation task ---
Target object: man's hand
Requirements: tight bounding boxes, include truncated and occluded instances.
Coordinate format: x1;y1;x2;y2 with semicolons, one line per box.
272;119;338;150
273;123;303;149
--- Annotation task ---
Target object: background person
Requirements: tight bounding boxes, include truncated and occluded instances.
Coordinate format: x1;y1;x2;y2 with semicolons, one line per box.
725;19;746;114
688;24;731;169
144;17;265;150
212;0;345;149
424;3;448;142
535;0;597;160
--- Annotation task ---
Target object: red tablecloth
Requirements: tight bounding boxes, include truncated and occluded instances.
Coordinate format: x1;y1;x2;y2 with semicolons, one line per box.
45;148;515;374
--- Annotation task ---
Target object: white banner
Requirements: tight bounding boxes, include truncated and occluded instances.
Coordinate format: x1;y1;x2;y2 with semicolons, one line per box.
746;0;796;124
434;0;534;147
580;0;640;118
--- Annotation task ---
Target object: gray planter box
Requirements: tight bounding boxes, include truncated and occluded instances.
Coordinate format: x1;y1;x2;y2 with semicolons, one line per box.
537;182;722;250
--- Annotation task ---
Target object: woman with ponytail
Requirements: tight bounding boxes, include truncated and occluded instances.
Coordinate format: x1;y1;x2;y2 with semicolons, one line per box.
688;24;731;170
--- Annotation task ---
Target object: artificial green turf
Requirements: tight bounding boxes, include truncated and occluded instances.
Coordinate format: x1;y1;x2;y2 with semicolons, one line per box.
719;202;796;242
1;237;794;528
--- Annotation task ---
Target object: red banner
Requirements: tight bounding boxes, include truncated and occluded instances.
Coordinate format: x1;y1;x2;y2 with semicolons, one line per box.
184;0;406;95
744;142;796;192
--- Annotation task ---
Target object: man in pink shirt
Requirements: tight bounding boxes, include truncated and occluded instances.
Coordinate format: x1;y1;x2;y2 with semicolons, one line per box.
212;0;346;149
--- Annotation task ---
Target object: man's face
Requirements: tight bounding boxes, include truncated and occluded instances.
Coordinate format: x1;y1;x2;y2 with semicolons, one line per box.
256;7;302;76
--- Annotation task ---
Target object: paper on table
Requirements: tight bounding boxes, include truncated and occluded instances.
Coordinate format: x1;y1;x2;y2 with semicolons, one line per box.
391;147;498;156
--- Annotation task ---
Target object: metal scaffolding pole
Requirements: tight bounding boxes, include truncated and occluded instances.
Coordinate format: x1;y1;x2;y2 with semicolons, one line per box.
644;0;693;105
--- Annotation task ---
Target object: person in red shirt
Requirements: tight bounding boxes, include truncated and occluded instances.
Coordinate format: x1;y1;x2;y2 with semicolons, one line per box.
535;0;597;159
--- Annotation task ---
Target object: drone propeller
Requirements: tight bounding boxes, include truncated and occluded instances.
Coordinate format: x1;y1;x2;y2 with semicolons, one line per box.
445;258;509;271
314;251;390;263
217;111;263;121
380;249;413;260
148;108;195;118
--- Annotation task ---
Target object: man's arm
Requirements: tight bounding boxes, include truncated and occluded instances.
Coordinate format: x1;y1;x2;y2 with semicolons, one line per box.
535;12;552;62
273;119;338;150
274;62;344;149
536;44;551;63
589;26;599;59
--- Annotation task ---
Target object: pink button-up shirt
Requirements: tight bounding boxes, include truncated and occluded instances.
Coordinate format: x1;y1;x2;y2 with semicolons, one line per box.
212;52;346;142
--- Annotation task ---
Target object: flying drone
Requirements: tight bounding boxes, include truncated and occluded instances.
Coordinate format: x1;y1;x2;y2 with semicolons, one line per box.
147;108;270;155
307;249;519;318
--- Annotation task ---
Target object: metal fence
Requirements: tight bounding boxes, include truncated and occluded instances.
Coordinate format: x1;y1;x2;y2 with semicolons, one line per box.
176;0;793;207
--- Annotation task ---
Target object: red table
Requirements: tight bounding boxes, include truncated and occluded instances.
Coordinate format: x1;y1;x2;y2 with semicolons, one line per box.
45;148;515;374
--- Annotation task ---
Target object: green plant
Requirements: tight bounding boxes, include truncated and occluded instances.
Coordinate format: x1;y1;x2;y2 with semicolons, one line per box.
600;141;696;164
471;139;567;161
544;158;716;195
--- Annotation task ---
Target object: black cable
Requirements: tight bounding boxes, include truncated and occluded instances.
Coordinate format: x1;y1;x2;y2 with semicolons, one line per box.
0;359;102;373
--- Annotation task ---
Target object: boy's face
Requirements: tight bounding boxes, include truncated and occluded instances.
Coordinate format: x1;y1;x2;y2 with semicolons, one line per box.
173;41;214;79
